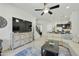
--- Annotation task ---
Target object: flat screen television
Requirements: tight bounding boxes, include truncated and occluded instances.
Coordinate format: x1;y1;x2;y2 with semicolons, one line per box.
13;26;19;32
12;17;32;33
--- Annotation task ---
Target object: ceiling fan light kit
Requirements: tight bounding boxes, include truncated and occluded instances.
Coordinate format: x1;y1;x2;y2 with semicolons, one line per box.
44;8;49;13
35;3;60;16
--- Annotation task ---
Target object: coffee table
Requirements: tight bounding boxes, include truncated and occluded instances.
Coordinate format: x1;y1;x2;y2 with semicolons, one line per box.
41;40;59;56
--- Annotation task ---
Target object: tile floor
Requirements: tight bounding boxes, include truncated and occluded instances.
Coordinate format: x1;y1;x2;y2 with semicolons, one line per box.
1;34;72;56
2;36;47;56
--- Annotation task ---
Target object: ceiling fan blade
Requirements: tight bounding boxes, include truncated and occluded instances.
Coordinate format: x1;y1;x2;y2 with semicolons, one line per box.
41;12;44;15
50;5;60;9
48;11;53;15
35;9;43;11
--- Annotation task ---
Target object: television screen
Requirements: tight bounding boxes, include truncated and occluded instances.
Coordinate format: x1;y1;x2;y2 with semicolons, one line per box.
12;17;32;33
13;26;19;32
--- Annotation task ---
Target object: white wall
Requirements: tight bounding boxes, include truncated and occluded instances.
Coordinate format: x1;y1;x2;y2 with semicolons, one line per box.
36;20;53;37
70;12;79;39
36;17;69;37
0;4;36;50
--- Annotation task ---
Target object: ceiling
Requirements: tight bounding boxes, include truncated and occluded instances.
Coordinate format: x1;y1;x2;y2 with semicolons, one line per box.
9;3;79;23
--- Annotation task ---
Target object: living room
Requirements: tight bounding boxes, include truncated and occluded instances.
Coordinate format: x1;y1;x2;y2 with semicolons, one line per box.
0;3;79;56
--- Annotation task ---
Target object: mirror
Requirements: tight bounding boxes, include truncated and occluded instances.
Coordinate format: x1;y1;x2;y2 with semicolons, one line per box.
0;16;7;28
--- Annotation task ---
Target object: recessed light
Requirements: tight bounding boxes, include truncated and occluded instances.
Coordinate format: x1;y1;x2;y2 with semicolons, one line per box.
66;6;70;9
65;16;67;18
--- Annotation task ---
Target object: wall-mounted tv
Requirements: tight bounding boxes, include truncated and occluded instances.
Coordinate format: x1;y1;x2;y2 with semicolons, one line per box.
12;17;32;33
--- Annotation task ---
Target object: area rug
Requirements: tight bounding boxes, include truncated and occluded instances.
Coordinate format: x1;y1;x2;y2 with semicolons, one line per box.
15;46;71;56
15;47;41;56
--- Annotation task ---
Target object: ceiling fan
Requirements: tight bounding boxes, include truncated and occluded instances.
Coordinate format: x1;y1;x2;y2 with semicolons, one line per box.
35;3;60;16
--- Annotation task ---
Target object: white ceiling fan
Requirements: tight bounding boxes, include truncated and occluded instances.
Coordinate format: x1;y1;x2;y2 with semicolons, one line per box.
35;3;60;16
